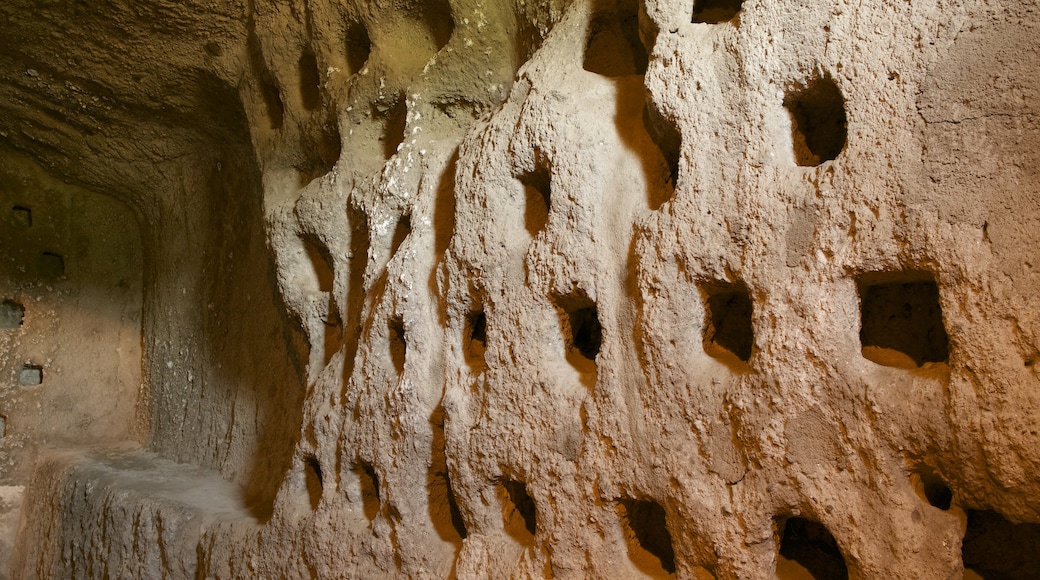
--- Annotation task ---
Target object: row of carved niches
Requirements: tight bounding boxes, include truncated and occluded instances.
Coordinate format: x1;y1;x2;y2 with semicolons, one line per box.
3;205;50;397
0;155;144;487
462;270;948;379
489;467;1037;578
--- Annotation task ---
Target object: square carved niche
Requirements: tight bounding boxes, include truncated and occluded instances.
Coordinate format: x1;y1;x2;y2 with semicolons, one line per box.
700;280;753;364
857;272;949;368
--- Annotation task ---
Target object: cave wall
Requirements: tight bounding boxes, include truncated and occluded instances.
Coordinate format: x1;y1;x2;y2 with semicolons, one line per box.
1;0;1040;578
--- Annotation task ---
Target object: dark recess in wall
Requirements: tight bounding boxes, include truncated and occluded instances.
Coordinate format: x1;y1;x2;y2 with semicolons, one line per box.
962;509;1040;578
643;101;682;192
378;94;408;160
583;0;648;77
554;290;603;362
421;0;456;53
784;73;847;166
10;206;31;228
701;280;753;363
778;517;848;580
345;20;372;75
39;252;64;278
858;272;949;367
388;315;406;375
391;213;411;260
692;0;743;23
428;407;468;545
298;50;322;111
512;11;546;70
302;234;335;293
517;163;551;236
355;461;381;521
303;455;323;510
0;299;24;328
913;465;953;510
247;29;285;130
501;479;537;543
618;498;677;575
465;308;487;371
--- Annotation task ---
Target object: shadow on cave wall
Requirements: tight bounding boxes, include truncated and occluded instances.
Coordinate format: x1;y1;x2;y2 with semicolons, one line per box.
203;150;309;520
162;71;309;520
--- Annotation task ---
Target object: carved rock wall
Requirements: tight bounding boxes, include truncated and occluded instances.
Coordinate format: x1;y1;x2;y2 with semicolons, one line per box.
0;0;1039;578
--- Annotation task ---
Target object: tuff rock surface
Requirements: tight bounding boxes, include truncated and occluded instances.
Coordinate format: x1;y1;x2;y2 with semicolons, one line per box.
0;0;1039;578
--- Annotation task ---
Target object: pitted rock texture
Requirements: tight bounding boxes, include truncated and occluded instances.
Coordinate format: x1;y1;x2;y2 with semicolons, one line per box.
0;0;1039;578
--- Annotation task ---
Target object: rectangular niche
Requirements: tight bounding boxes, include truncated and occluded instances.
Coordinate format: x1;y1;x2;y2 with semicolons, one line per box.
699;279;754;365
18;363;42;386
692;0;743;23
857;271;949;368
0;299;24;329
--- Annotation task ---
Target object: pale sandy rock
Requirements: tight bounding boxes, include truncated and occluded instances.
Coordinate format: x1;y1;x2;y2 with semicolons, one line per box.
0;0;1038;578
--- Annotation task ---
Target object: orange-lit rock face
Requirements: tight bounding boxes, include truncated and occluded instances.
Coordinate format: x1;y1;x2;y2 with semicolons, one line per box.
1;0;1040;578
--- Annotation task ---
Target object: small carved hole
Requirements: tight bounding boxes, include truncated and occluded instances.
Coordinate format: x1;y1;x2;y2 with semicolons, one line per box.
389;315;406;375
777;517;848;580
18;364;42;386
377;94;408;160
858;272;949;368
618;498;676;575
422;0;455;52
298;50;322;111
345;20;372;75
355;462;381;521
643;101;682;196
10;206;31;229
517;164;551;236
303;455;323;510
249;32;285;130
554;291;603;363
466;309;487;370
692;0;743;24
40;252;65;278
391;214;411;260
911;466;953;510
0;300;24;329
500;479;537;545
302;235;334;293
700;280;753;363
583;2;648;77
784;73;847;166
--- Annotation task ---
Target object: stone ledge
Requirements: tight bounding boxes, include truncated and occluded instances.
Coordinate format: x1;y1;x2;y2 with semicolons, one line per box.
11;446;254;579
